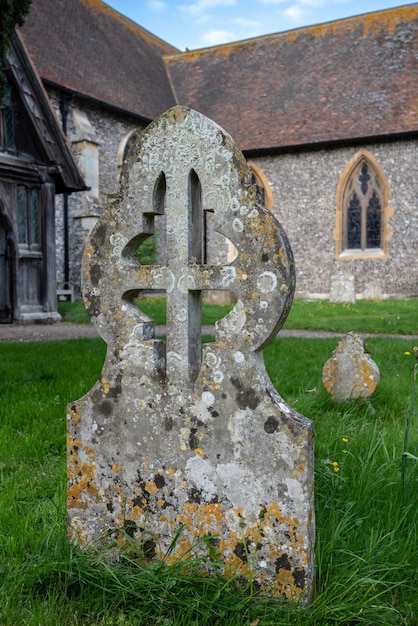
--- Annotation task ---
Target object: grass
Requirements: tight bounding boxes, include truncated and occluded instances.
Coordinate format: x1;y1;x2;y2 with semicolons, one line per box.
0;332;417;624
59;297;418;335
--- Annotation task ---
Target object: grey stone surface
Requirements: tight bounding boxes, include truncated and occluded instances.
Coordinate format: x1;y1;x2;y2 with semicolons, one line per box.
329;273;356;303
363;282;383;301
67;106;314;601
322;332;380;401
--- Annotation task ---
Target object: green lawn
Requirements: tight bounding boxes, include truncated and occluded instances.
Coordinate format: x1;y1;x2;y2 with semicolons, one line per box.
59;297;418;335
0;334;417;624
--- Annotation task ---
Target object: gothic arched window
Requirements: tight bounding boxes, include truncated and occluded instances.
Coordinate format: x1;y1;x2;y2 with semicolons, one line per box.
335;150;392;259
247;161;274;210
117;129;143;171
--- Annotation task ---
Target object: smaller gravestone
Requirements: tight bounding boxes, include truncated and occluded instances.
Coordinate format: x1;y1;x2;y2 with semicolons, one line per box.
322;332;379;402
363;282;383;301
329;273;355;304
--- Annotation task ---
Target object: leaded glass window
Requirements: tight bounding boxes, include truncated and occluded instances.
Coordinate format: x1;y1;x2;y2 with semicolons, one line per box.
0;85;16;152
17;186;40;247
343;160;382;252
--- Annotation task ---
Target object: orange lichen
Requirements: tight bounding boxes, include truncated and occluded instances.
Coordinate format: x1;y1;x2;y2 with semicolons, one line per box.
145;481;159;494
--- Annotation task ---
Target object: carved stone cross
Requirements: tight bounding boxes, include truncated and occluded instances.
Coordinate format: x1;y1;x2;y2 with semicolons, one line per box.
68;106;314;602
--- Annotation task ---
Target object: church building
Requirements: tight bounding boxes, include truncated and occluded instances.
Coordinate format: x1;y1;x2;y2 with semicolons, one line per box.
2;0;418;321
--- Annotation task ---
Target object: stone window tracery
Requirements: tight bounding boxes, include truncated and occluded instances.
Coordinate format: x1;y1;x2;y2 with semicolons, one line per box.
335;150;392;260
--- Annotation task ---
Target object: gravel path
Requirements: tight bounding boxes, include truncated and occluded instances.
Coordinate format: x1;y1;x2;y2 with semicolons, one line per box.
1;322;417;342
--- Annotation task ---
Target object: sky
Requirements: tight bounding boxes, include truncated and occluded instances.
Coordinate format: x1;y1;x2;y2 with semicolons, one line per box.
103;0;415;51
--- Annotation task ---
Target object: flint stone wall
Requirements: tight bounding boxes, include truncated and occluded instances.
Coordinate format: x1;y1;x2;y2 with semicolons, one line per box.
253;138;418;298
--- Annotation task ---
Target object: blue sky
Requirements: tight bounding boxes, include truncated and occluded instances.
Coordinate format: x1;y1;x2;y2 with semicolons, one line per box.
104;0;414;50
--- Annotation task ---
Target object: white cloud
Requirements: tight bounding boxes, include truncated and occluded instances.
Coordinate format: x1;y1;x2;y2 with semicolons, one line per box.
283;5;309;20
258;0;287;4
201;29;236;45
180;0;236;17
148;0;167;9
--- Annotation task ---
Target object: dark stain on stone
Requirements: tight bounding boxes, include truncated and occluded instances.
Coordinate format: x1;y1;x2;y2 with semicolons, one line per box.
88;294;101;318
106;501;114;512
154;474;165;489
221;393;227;399
132;495;142;508
277;482;287;499
230;376;259;410
293;568;306;589
164;415;173;431
233;542;248;562
275;553;291;572
90;263;102;286
93;223;107;246
261;253;269;262
209;407;219;418
208;535;220;548
189;427;199;450
264;416;279;433
106;383;122;399
188;488;201;504
143;539;156;559
123;519;137;538
100;400;112;417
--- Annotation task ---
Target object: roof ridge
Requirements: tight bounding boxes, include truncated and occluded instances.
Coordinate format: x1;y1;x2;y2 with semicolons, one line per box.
168;3;418;60
82;0;180;53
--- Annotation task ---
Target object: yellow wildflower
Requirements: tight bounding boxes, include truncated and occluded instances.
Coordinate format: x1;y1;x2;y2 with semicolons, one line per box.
405;351;411;356
333;466;340;473
342;437;348;443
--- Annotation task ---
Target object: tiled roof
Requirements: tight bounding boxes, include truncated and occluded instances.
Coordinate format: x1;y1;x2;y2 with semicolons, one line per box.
165;5;418;151
18;2;418;151
19;0;178;120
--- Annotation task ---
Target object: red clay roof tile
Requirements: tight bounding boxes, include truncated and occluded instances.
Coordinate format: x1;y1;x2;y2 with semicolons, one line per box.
19;0;178;120
165;5;418;150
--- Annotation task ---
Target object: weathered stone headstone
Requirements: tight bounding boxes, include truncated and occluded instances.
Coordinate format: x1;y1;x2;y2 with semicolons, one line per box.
322;332;380;401
363;282;383;301
67;106;314;601
329;273;355;303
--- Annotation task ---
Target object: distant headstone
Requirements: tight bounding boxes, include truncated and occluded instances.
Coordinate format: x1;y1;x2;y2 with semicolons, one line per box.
329;273;355;303
67;106;314;601
322;332;380;401
363;282;383;301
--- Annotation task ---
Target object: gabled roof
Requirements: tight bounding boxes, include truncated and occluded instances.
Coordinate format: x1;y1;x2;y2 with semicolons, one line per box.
19;0;178;121
5;31;86;193
18;2;418;152
165;5;418;151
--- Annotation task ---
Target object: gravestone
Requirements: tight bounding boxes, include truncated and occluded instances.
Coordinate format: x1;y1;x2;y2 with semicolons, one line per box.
67;106;314;601
329;273;355;303
322;332;380;401
363;282;383;301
